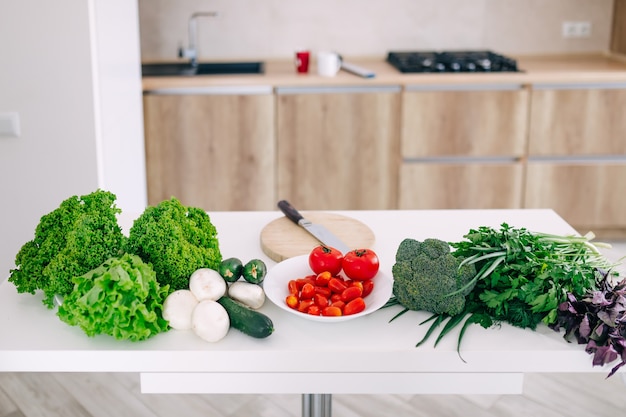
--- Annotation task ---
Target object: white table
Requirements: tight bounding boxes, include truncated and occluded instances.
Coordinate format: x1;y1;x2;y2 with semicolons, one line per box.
0;209;618;416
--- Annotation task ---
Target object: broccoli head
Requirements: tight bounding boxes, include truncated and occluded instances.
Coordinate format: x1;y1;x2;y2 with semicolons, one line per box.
9;189;125;308
391;238;477;316
125;197;222;292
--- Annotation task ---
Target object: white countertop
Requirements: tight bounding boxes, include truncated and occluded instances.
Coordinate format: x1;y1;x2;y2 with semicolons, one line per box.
0;209;618;394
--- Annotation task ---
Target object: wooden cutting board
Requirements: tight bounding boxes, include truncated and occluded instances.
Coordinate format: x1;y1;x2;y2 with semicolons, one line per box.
260;212;376;262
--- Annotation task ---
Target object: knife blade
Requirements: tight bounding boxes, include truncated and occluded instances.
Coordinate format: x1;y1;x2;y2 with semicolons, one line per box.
277;200;351;254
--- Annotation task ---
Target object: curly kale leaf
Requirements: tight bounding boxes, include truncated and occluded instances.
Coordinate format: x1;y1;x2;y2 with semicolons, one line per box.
125;197;222;292
9;189;125;308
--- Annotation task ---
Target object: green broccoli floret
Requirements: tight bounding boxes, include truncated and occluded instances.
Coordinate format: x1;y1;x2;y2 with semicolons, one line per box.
125;197;222;292
391;238;477;316
9;189;125;308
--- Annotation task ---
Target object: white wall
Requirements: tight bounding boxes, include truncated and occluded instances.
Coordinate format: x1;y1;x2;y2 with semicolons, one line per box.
0;0;146;277
138;0;615;61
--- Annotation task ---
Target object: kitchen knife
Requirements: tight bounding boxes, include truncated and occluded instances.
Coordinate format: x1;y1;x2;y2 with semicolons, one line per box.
277;200;351;254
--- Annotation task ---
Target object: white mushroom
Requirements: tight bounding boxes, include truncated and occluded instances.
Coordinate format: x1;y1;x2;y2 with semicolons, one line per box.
228;281;265;309
162;289;198;330
189;268;227;301
191;300;230;343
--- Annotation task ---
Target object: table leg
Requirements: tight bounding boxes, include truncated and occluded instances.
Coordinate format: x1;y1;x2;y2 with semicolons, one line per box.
302;393;332;417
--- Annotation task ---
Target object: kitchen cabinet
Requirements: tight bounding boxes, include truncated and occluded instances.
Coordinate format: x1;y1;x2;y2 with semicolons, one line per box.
143;86;276;211
524;83;626;235
275;86;402;210
398;84;529;209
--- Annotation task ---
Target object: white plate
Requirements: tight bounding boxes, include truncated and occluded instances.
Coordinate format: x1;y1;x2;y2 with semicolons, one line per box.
264;255;393;322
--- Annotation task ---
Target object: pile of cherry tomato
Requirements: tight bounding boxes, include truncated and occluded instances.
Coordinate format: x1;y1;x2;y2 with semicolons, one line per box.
285;246;380;317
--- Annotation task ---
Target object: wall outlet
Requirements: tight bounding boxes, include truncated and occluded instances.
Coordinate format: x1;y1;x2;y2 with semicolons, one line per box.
562;21;592;38
0;112;21;138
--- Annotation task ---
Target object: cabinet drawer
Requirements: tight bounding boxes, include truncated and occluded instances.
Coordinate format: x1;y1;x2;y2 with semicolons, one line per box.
399;163;524;209
528;86;626;156
401;87;528;158
524;162;626;233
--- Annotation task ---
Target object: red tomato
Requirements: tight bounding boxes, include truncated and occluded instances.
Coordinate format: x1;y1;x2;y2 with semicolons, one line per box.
341;249;380;281
308;245;344;275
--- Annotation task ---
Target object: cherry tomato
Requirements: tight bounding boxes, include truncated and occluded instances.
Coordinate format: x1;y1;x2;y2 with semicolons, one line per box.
300;282;315;299
328;277;348;294
314;271;332;286
287;280;299;295
285;294;299;309
322;306;343;317
308;245;344;275
341;249;380;281
340;286;363;302
297;299;314;313
361;279;375;297
344;297;366;315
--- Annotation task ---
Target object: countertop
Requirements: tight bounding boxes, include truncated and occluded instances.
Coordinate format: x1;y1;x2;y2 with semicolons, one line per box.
0;209;621;395
142;52;626;92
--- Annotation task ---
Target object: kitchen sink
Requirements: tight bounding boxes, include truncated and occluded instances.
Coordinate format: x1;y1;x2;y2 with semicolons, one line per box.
141;61;264;76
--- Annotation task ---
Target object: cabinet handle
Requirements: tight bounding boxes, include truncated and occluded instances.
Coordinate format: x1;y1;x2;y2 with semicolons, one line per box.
405;84;523;92
276;85;401;95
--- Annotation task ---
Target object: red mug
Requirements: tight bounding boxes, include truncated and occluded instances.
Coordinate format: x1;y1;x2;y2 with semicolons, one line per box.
295;50;310;73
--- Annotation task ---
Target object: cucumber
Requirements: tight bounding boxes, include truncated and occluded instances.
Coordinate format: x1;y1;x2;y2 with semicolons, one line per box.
219;257;243;283
217;296;274;338
243;259;267;284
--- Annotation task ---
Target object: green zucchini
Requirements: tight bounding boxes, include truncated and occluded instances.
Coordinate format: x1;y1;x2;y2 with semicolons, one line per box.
243;259;267;284
217;296;274;338
219;257;243;283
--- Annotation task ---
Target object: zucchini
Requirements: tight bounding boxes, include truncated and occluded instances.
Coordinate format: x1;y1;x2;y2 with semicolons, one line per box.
217;296;274;338
243;259;267;284
219;257;243;283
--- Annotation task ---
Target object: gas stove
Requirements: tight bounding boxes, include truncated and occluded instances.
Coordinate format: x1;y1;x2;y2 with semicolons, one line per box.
386;50;520;73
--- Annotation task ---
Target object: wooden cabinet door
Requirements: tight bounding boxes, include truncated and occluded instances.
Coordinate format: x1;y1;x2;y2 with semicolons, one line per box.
399;163;524;209
528;86;626;156
143;91;276;211
276;86;401;210
524;163;626;236
401;85;529;158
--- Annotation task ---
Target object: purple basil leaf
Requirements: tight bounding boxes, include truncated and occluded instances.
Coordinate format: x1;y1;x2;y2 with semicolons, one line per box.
591;344;619;367
579;314;591;339
598;310;618;327
607;360;626;378
590;291;610;306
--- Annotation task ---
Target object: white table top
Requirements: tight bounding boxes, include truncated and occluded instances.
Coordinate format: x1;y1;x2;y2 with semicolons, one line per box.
0;209;617;394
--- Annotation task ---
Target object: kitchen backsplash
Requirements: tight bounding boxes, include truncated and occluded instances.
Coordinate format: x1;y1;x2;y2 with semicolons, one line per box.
138;0;614;61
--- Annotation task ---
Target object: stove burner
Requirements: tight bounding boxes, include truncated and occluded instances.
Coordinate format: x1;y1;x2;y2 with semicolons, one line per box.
386;50;520;73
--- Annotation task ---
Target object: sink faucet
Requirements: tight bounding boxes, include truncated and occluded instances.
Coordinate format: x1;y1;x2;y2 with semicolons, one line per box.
178;11;218;67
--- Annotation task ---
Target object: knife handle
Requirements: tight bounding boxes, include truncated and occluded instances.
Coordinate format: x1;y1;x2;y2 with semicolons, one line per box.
277;200;304;224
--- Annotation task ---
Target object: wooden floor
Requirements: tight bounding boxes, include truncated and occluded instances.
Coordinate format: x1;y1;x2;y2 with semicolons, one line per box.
2;242;626;417
0;372;626;417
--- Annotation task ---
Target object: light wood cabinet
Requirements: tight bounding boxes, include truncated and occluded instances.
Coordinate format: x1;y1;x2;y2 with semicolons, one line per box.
528;86;626;156
399;84;529;210
143;88;276;211
275;86;402;210
525;163;626;235
401;86;529;158
399;163;524;209
525;84;626;235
